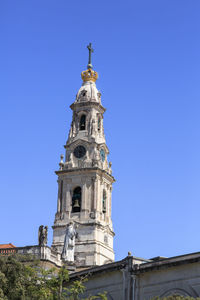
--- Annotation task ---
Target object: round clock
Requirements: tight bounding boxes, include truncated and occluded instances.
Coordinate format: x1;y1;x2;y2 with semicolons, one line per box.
100;149;105;162
74;145;86;159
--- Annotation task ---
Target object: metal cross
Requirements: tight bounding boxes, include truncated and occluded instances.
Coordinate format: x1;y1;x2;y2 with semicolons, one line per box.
87;43;94;69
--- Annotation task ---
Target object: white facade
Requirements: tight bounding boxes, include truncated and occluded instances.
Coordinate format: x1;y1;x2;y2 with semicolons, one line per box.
52;65;115;267
72;253;200;299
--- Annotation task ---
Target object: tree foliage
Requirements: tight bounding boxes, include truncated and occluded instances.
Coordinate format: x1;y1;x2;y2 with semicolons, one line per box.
0;255;107;300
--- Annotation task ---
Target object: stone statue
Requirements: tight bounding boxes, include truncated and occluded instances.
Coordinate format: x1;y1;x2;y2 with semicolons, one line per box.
91;119;95;135
62;222;77;262
38;225;48;246
93;146;100;161
44;226;48;245
38;225;43;245
108;161;112;174
59;154;64;170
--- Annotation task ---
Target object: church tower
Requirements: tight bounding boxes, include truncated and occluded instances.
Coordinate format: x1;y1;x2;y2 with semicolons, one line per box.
52;44;115;267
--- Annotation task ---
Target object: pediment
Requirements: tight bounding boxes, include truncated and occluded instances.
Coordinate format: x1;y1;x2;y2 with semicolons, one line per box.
65;139;89;150
97;143;109;154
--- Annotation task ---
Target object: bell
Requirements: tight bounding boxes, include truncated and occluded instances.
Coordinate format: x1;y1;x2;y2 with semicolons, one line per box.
73;199;80;208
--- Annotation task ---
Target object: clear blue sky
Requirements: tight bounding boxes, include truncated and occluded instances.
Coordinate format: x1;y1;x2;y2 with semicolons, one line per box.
1;0;200;261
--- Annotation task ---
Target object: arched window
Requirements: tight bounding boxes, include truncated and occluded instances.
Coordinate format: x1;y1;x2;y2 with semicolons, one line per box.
98;116;101;131
80;115;86;131
72;187;81;213
102;190;106;213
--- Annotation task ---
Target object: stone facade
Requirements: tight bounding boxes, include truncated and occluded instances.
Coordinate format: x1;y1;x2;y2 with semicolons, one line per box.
52;65;115;267
69;252;200;299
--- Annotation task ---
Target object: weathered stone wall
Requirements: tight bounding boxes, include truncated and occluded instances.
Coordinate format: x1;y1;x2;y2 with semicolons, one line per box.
135;260;200;299
68;254;200;300
81;270;124;300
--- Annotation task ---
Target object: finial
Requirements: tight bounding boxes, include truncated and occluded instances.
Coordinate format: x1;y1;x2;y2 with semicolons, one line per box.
59;154;64;170
87;43;94;69
81;43;98;82
128;251;132;256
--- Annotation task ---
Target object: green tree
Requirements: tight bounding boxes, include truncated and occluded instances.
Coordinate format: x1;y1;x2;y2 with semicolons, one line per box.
0;255;107;300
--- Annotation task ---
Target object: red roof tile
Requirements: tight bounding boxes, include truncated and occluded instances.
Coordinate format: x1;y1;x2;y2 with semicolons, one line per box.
0;243;16;249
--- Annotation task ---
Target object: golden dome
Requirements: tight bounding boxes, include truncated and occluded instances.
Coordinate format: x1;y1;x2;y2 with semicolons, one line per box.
81;68;98;83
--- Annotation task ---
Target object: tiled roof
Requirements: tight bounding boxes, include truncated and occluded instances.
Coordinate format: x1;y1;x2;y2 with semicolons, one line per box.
0;243;16;249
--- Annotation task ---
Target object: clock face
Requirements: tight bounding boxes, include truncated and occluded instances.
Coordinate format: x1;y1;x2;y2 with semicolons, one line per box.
74;145;86;159
100;149;105;162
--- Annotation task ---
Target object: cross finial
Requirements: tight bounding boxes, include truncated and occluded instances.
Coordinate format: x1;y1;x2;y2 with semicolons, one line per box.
87;43;94;69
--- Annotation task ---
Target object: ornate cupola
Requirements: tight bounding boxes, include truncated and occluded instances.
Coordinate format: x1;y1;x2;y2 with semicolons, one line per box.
52;44;115;267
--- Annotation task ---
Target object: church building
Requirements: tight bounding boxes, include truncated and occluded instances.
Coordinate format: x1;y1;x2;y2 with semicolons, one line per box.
1;44;200;299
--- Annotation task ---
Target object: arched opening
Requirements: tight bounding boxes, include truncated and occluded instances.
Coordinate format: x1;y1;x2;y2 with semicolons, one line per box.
79;115;86;131
102;189;106;213
98;116;101;131
80;90;87;97
72;187;81;213
161;289;192;298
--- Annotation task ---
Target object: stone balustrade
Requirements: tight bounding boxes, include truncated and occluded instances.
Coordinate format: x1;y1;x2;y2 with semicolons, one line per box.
0;245;62;267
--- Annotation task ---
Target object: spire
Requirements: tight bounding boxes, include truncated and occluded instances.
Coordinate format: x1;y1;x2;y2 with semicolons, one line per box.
81;43;98;83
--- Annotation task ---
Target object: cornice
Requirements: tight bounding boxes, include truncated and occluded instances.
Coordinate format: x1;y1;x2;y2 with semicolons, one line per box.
69;257;131;281
52;221;115;236
133;251;200;274
70;101;106;114
55;167;116;183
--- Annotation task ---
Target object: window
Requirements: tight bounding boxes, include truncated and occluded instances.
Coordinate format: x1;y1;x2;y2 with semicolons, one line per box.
102;190;106;213
98;116;101;131
80;115;86;131
80;90;87;97
72;187;81;213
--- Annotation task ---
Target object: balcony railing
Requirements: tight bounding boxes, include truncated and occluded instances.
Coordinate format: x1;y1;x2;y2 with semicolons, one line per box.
0;248;17;255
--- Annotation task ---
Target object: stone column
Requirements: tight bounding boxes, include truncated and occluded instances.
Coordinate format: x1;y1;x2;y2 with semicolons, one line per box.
100;180;103;215
109;186;112;221
57;179;61;213
96;178;101;213
81;181;87;218
93;177;98;213
86;179;91;212
106;184;109;219
64;179;72;219
65;184;71;212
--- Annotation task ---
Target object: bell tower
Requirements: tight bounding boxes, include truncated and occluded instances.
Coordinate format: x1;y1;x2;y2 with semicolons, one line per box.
52;44;115;267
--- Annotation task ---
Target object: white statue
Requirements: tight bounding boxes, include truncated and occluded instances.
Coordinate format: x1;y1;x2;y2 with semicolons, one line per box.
62;222;77;262
93;146;100;160
91;119;95;135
